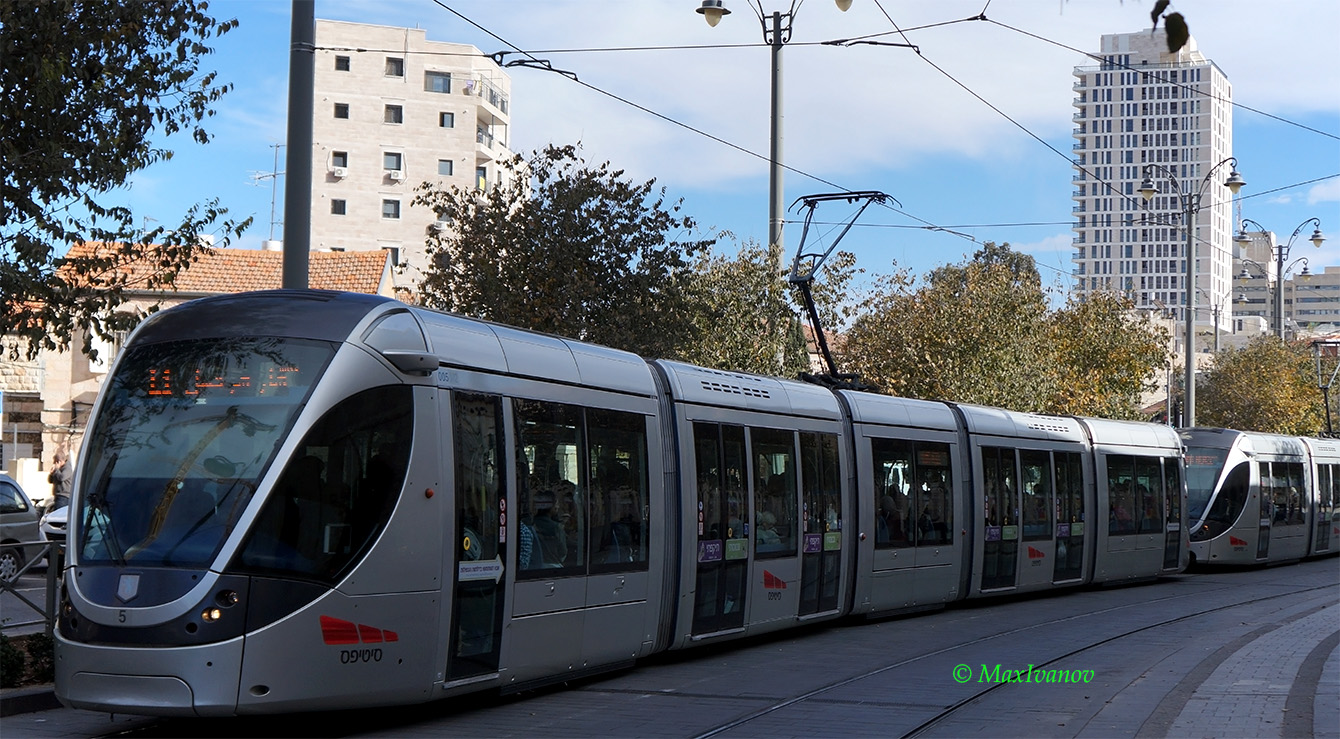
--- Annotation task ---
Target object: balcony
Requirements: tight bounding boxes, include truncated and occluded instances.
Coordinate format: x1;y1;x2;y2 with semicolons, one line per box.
1072;141;1086;151
1072;205;1087;214
1072;111;1086;121
469;76;510;116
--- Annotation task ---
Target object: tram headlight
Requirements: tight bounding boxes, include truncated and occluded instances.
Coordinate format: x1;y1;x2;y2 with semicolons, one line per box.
202;607;224;623
215;589;240;608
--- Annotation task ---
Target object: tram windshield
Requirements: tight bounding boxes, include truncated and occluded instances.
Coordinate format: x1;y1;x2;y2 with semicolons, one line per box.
76;337;336;568
1184;446;1229;521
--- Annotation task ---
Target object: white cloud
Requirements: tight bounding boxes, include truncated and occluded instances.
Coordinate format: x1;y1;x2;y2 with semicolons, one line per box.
1308;179;1340;205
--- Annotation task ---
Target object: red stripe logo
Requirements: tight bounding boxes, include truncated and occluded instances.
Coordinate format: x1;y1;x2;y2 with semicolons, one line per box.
1229;536;1248;547
321;615;399;645
763;570;787;590
1027;546;1045;560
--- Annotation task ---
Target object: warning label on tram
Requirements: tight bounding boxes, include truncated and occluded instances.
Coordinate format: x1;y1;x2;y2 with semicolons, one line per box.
320;615;399;645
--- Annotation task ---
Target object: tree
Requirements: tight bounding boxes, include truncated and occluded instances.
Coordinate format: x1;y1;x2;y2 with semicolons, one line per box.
1198;336;1325;435
840;243;1169;418
842;246;1054;410
2;0;251;359
675;240;811;377
413;144;714;359
1048;292;1171;419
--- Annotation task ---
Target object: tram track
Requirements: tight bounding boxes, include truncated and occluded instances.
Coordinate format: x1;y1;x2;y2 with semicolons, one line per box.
688;578;1337;739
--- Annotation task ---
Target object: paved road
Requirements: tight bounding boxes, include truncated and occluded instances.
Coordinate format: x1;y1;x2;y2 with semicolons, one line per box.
3;558;1337;738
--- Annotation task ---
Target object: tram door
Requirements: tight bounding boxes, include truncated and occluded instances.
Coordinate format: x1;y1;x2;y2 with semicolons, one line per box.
1255;462;1272;560
446;393;506;680
1163;458;1182;569
691;423;749;635
798;433;841;616
980;447;1019;591
1053;452;1086;582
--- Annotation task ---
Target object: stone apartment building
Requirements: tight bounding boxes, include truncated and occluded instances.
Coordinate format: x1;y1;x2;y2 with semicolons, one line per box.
309;20;516;287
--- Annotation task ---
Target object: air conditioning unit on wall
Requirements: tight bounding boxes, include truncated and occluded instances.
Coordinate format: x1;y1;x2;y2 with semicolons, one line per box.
331;166;347;178
389;170;405;181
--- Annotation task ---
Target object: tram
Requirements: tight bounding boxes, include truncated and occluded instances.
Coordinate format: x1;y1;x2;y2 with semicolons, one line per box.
1182;428;1340;565
54;291;1187;717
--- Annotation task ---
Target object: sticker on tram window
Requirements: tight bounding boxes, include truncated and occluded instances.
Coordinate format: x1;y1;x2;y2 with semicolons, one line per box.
725;539;748;560
985;526;1002;542
823;532;841;551
804;534;823;554
1056;523;1071;538
1071;522;1084;536
1002;525;1019;541
697;539;723;563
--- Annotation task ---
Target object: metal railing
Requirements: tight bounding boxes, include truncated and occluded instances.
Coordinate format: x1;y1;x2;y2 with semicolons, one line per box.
0;540;61;638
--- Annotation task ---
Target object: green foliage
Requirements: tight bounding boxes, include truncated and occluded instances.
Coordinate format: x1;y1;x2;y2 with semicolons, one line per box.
1049;292;1171;419
841;244;1169;417
1198;337;1325;435
2;0;252;359
24;633;54;684
675;239;811;377
0;633;24;689
413;144;713;359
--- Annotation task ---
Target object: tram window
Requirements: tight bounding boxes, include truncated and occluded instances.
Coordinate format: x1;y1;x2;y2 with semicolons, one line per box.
1106;456;1137;535
588;409;650;572
916;444;952;546
752;428;796;557
871;438;913;548
800;432;841;540
1020;450;1052;541
233;385;413;583
514;400;584;576
1192;461;1250;542
982;447;1017;527
1135;456;1163;534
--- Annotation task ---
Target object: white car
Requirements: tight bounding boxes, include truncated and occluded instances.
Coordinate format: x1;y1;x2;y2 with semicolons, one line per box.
41;504;68;550
1;473;43;580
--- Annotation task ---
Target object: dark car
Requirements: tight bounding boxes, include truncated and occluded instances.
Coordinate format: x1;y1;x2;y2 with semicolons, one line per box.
0;473;43;581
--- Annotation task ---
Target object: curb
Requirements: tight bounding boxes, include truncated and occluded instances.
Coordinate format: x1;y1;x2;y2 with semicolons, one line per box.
0;686;60;717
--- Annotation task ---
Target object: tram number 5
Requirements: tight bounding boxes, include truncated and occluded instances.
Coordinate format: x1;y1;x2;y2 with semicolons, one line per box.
119;610;127;623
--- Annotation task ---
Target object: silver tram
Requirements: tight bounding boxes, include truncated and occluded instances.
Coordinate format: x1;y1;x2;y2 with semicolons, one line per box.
55;291;1188;716
1182;428;1340;565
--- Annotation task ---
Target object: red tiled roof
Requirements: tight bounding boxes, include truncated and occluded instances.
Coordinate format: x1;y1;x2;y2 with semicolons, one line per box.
60;242;389;295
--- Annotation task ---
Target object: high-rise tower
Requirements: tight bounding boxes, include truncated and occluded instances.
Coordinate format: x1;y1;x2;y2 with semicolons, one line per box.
1071;29;1235;335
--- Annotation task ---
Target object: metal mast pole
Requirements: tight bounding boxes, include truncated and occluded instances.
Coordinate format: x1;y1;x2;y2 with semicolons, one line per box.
767;11;785;253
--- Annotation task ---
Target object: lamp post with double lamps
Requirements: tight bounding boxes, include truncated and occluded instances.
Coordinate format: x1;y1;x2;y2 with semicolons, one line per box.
695;0;853;253
1235;218;1326;338
1139;157;1246;429
1195;288;1230;354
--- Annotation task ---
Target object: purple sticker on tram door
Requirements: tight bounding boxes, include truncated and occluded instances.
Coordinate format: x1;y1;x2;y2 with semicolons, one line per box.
697;539;723;563
1057;523;1071;538
986;526;1003;542
803;534;823;554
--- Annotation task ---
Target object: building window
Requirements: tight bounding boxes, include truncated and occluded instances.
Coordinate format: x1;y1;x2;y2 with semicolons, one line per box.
384;104;403;124
331;199;346;215
476;166;487;191
438;159;453;176
382;199;400;219
385;57;404;77
383;246;401;266
334;102;349;119
425;71;451;94
439;111;454;128
335;55;350;71
384;152;403;171
332;151;348;168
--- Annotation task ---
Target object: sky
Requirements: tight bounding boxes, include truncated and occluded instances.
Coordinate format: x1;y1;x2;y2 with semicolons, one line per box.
119;0;1340;296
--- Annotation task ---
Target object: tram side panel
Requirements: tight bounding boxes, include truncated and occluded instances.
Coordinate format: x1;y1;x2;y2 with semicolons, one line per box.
1083;418;1187;582
841;392;964;616
1302;437;1340;556
954;406;1098;598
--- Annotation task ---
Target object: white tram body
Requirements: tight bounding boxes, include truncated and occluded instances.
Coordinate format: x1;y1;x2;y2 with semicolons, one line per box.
56;292;1191;717
1182;429;1340;565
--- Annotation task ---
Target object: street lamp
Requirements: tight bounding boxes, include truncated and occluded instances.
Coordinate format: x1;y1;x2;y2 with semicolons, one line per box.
1138;157;1245;429
1235;218;1326;338
696;0;852;253
1195;288;1229;354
